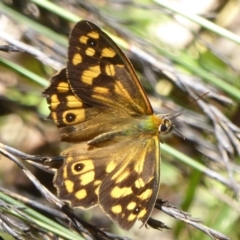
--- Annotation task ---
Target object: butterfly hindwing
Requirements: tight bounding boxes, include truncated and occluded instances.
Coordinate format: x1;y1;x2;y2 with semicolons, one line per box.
43;68;84;128
43;68;139;143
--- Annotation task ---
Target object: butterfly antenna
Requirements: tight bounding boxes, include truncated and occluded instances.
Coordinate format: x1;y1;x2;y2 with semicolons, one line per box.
163;91;209;119
178;91;209;115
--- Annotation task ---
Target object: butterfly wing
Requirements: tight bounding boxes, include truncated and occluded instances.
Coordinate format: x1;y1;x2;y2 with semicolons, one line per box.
67;20;153;116
54;135;160;229
44;21;155;143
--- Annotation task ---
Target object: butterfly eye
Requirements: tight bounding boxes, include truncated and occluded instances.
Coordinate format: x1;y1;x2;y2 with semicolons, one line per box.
74;163;84;172
66;112;76;123
159;118;173;134
87;38;97;47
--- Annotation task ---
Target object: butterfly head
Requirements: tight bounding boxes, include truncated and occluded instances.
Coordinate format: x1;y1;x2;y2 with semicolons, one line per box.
158;111;185;139
159;118;173;134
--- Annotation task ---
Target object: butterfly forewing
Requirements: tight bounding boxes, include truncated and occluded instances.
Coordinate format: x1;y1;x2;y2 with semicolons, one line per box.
99;135;160;229
67;20;153;116
54;135;160;229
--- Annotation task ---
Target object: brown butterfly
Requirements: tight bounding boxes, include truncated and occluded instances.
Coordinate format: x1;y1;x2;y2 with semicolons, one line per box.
43;20;173;229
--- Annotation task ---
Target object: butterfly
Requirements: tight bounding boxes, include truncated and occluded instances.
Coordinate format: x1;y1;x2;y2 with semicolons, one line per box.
43;20;173;230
